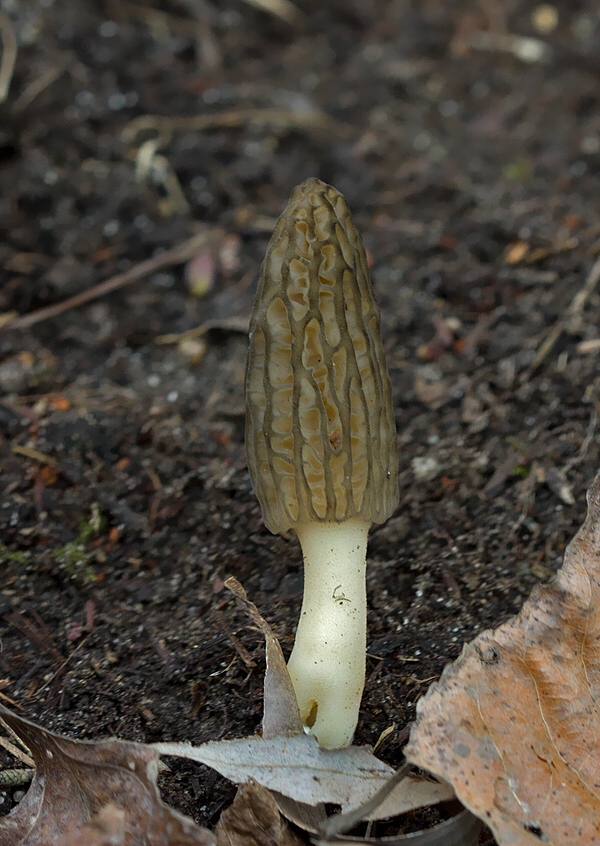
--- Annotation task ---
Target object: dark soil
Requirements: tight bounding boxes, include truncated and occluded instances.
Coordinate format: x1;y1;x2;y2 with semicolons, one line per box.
1;0;600;841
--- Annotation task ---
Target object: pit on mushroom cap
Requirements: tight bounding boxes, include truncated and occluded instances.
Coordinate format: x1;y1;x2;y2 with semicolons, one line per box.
245;177;398;748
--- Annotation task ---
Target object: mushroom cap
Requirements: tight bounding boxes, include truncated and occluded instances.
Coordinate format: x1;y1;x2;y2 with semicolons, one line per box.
245;178;398;534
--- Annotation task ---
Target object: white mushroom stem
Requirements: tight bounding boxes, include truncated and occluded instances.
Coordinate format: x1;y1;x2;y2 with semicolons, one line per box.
286;517;370;749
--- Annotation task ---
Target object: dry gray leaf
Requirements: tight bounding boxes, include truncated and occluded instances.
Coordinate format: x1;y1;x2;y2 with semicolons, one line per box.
156;735;453;824
155;734;394;810
224;578;454;826
314;765;472;845
359;775;454;823
314;807;481;845
225;577;303;738
0;705;214;846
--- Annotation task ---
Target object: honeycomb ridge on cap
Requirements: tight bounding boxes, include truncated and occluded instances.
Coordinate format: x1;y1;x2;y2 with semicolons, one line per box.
245;177;398;534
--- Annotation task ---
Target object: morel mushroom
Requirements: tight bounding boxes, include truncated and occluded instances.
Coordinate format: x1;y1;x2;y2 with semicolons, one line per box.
245;178;398;748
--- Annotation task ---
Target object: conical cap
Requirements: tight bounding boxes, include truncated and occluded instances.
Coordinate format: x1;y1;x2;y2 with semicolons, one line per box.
245;178;398;534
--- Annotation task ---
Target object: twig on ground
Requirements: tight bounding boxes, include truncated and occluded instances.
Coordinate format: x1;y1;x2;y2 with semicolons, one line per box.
135;142;190;215
563;409;598;475
478;0;510;36
240;0;303;26
577;338;600;354
122;106;344;147
462;305;506;357
105;0;184;40
36;636;91;696
0;11;17;102
470;30;551;63
0;717;30;755
11;63;67;113
527;255;600;376
155;316;249;345
11;444;59;468
212;608;257;670
176;0;222;69
4;611;64;666
0;736;34;769
0;230;221;332
0;690;21;709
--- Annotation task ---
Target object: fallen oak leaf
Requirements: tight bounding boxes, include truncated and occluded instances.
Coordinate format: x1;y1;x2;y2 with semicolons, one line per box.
0;705;214;846
405;470;600;846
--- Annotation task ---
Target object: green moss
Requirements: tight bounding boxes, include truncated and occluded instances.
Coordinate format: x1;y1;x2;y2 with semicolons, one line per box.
0;508;105;581
505;435;526;451
52;506;104;582
502;158;533;183
0;542;28;565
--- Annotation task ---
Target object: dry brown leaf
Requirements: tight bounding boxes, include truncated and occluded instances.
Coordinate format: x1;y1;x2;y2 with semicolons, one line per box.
215;780;304;846
56;804;126;846
0;705;214;846
406;471;600;846
271;793;327;835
